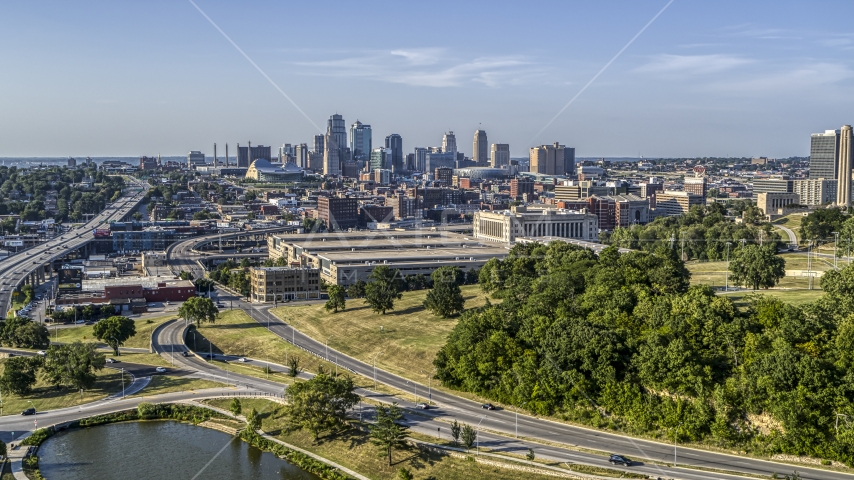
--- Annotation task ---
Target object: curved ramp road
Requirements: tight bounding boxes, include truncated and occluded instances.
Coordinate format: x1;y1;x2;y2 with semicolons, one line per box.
167;237;854;480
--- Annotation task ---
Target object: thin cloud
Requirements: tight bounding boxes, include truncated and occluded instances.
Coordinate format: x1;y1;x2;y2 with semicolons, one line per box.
719;24;801;40
710;62;854;94
294;48;535;88
634;54;753;75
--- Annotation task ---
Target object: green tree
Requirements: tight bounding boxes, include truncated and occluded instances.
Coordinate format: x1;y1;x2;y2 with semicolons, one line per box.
42;341;105;390
179;271;194;281
178;297;219;327
461;424;477;450
347;280;366;298
99;304;114;318
370;403;409;466
1;317;50;349
20;285;35;304
245;407;261;430
728;244;786;290
132;212;143;221
0;356;41;395
423;266;465;318
526;448;535;461
92;316;137;356
364;266;403;315
324;285;346;313
801;208;845;244
82;304;95;320
450;419;461;445
288;356;301;378
283;369;359;439
397;467;413;480
229;397;242;416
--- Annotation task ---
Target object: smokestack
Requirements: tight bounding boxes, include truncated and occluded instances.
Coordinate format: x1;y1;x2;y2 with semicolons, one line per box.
225;143;229;166
248;140;252;166
213;143;217;167
236;143;240;168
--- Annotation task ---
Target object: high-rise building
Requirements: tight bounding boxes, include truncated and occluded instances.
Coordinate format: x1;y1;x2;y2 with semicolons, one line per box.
413;147;428;172
837;125;853;207
472;130;488;166
810;129;840;180
313;135;325;154
350;120;372;162
328;114;347;155
793;178;837;206
67;157;77;167
490;143;510;168
237;144;271;168
530;143;574;176
385;134;403;172
295;144;309;169
370;148;392;172
684;176;708;197
187;151;206;168
442;131;457;155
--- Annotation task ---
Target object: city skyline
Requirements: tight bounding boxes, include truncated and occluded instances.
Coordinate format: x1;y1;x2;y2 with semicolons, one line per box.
2;1;854;158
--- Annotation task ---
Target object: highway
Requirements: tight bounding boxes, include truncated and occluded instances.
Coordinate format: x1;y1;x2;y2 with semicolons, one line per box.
0;176;148;317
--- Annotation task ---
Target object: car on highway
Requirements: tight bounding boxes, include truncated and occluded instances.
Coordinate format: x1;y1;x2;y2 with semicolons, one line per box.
36;350;46;356
237;357;247;362
608;454;632;467
415;403;430;409
75;320;85;324
106;358;119;363
481;403;496;410
181;351;190;357
21;408;36;416
155;367;167;373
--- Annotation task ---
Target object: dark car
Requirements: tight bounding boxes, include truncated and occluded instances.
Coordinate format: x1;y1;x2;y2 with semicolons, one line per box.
21;408;35;416
481;403;495;410
182;351;190;357
609;454;631;466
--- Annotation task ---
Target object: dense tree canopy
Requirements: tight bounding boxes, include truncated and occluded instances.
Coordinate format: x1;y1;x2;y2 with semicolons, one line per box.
607;203;781;261
728;244;787;290
435;240;854;465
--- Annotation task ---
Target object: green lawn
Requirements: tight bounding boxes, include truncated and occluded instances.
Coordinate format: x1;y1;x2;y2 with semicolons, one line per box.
131;374;225;397
49;314;178;349
203;398;567;480
0;361;123;415
719;289;826;307
271;285;494;384
773;212;806;238
191;310;336;376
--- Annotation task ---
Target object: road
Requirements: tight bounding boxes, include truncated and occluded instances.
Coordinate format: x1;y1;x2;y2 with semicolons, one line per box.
0;176;148;317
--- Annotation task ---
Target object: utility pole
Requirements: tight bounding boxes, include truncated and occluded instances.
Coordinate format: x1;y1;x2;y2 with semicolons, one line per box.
834;231;840;270
725;242;732;292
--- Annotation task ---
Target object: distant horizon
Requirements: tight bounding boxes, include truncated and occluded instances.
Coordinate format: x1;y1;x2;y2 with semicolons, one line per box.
2;1;852;158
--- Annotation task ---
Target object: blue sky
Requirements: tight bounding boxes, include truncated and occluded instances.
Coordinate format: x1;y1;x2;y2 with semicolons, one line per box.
1;0;853;158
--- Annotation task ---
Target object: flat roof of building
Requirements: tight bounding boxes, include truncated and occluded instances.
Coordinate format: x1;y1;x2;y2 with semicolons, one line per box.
83;277;193;290
320;244;509;265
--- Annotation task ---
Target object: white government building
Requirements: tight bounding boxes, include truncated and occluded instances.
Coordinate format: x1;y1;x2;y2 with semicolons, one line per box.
473;205;599;244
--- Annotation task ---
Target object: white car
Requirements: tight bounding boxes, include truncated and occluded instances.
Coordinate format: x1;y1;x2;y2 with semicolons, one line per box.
237;357;247;362
155;367;167;373
36;350;46;356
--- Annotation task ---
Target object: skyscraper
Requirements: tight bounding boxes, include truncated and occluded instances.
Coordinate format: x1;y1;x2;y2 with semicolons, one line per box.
328;114;347;156
385;134;403;172
442;131;457;155
187;151;205;168
837;125;853;207
413;147;428;172
490;143;510;168
472;130;488;166
370;147;392;171
295;143;309;169
530;143;573;176
810;129;840;180
350;120;372;163
313;135;325;154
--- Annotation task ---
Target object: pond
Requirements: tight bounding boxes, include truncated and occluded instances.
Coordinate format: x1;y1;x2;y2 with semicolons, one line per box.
37;420;321;480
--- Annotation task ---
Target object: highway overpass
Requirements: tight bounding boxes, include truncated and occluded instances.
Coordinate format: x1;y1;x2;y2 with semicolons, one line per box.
0;177;149;318
166;226;297;277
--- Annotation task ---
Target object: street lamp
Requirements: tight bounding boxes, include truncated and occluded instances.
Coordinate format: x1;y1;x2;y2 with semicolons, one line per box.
420;368;436;404
476;415;486;456
725;242;732;292
121;367;125;398
406;380;418;404
672;422;683;467
325;335;334;361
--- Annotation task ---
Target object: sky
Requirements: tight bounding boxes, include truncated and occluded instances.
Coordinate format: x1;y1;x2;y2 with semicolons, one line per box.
1;0;853;159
